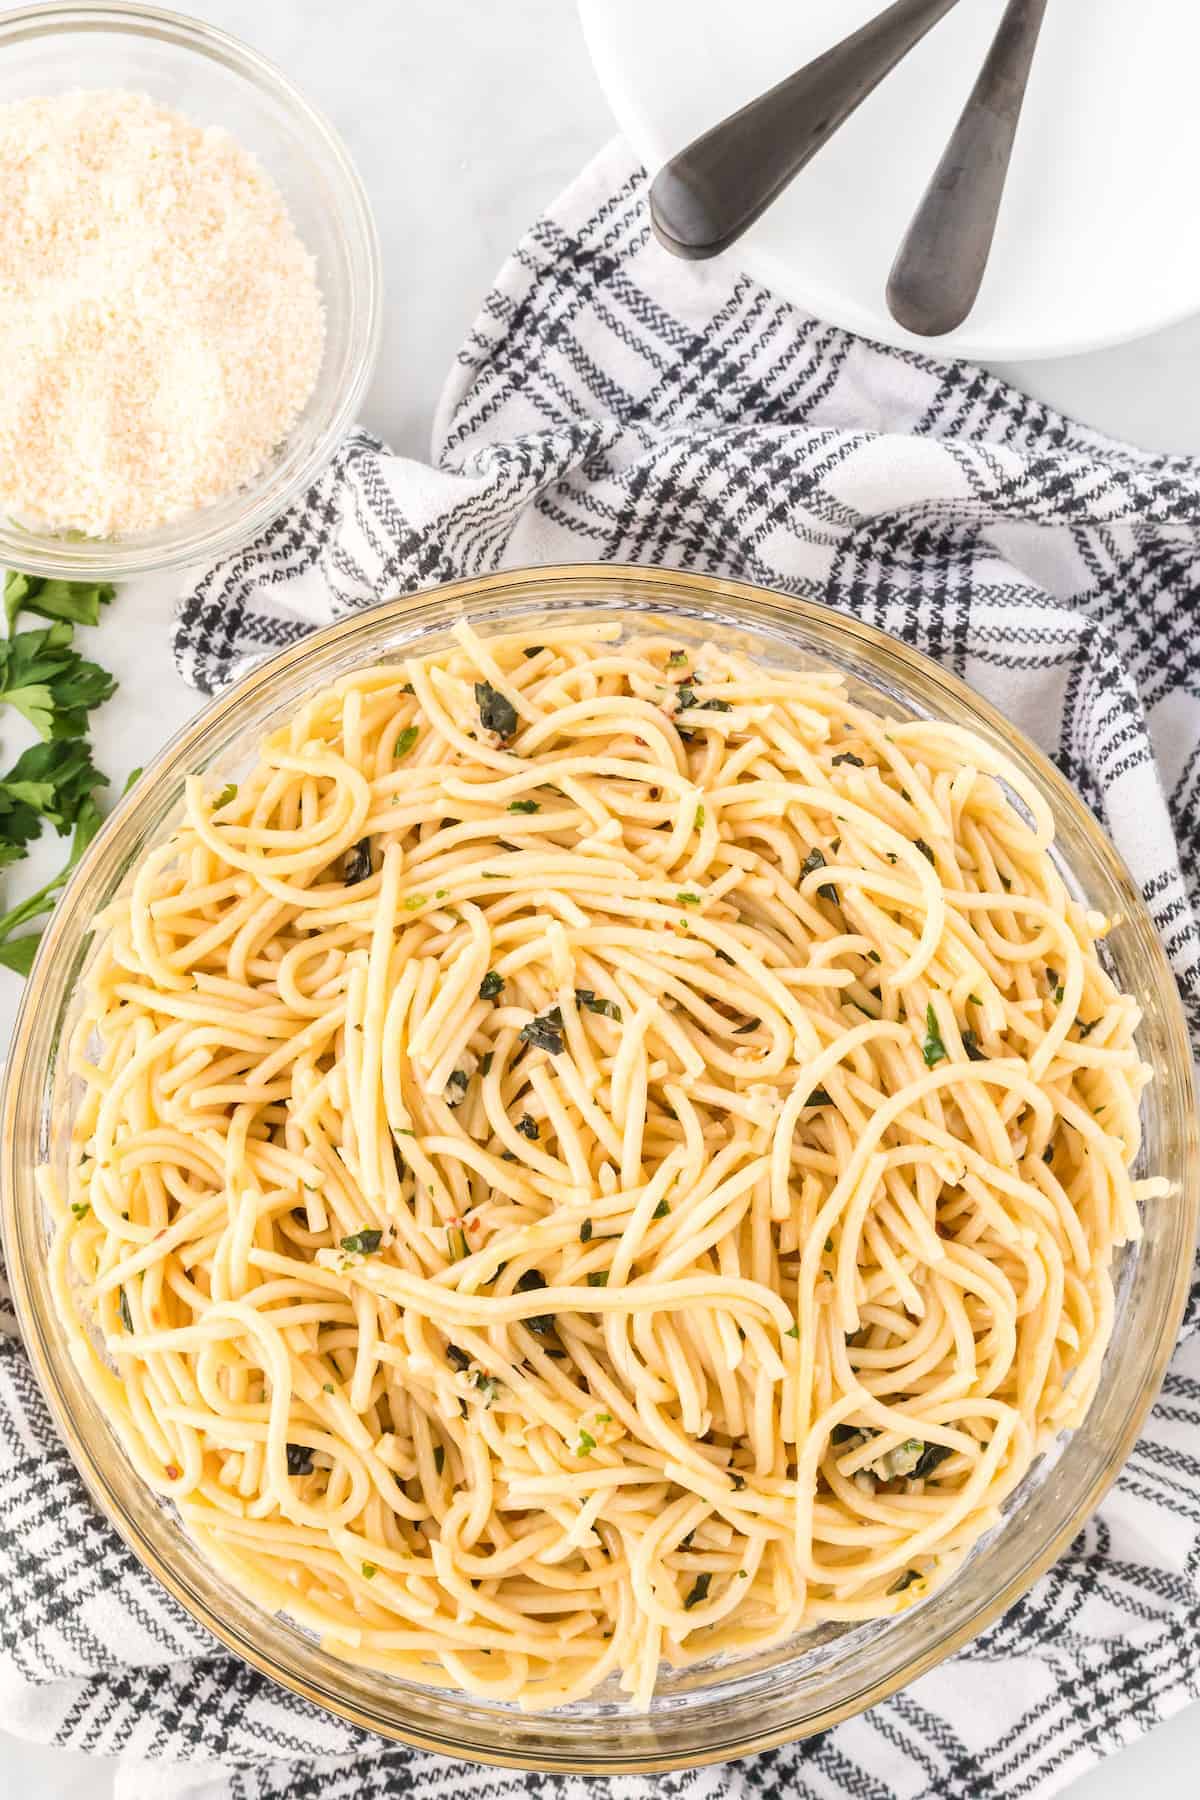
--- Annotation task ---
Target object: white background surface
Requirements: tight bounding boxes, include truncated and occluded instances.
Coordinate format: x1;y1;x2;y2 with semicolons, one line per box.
2;2;1197;1794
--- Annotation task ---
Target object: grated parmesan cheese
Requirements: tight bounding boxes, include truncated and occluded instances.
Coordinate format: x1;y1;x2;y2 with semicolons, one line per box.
0;89;325;539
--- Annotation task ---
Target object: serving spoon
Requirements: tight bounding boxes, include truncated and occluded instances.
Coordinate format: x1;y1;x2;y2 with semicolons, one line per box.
886;0;1049;335
649;0;964;261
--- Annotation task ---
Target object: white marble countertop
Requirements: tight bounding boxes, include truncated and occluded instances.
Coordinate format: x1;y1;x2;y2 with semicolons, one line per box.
2;3;1197;1794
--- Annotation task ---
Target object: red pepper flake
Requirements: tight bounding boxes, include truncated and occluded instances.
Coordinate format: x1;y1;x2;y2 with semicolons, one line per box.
164;1464;180;1480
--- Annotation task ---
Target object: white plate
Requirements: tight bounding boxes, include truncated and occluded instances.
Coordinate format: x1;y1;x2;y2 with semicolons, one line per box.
579;0;1200;361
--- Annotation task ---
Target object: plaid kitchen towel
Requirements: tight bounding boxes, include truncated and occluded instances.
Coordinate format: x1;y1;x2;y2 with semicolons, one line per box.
4;138;1200;1800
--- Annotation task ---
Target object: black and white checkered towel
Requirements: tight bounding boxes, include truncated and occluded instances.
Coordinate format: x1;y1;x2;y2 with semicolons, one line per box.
4;140;1200;1800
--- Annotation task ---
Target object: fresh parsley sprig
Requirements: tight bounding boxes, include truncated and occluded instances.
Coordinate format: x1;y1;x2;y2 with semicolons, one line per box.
0;621;115;741
0;796;104;974
3;571;114;633
0;573;118;975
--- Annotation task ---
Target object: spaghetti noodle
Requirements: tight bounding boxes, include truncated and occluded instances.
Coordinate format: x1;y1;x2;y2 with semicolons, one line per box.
48;621;1162;1709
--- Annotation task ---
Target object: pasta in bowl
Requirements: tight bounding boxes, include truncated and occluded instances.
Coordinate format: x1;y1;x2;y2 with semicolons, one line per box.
5;566;1195;1768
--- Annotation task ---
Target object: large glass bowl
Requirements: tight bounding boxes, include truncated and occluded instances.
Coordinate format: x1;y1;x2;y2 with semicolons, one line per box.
3;565;1195;1772
0;2;381;581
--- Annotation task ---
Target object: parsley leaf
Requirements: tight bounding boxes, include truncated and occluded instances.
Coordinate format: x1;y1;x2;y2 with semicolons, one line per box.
0;794;104;972
675;683;732;719
519;1006;565;1055
342;839;373;884
684;1572;712;1609
341;1229;383;1255
475;680;517;740
0;738;106;858
286;1442;314;1476
922;1005;948;1068
801;846;838;903
911;1442;954;1480
0;622;115;741
575;987;622;1021
888;1569;922;1594
4;570;114;633
515;1267;553;1334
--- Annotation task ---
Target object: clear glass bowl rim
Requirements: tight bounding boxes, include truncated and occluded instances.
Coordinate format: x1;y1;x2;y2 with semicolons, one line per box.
0;0;382;580
2;563;1195;1773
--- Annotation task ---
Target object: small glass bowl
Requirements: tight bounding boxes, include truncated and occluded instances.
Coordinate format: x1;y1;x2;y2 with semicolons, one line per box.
3;565;1195;1773
0;3;381;580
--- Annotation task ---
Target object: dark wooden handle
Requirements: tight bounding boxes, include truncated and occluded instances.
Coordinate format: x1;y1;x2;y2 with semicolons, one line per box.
649;0;964;261
887;0;1048;336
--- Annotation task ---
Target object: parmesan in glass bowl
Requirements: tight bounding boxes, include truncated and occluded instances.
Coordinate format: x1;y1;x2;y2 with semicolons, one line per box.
0;4;381;579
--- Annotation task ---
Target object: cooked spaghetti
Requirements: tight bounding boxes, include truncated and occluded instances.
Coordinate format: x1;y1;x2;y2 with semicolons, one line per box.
48;621;1163;1709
